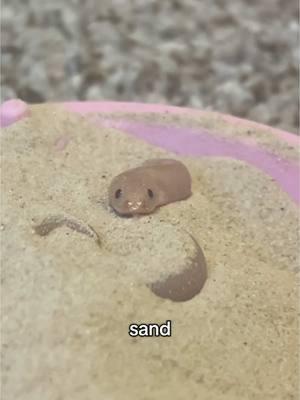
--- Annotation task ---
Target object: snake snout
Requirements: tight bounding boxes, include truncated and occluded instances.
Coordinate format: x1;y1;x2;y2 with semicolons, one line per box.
127;200;144;211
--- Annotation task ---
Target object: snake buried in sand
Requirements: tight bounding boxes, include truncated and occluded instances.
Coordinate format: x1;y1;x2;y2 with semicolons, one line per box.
108;159;192;216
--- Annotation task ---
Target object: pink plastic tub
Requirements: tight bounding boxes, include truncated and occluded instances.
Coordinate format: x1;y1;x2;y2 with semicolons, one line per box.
1;98;299;205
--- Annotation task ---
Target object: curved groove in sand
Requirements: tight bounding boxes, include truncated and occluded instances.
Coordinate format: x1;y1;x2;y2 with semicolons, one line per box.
34;215;206;302
150;235;207;302
34;215;101;247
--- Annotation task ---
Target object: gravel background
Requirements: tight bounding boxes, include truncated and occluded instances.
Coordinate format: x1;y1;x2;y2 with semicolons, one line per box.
1;0;299;133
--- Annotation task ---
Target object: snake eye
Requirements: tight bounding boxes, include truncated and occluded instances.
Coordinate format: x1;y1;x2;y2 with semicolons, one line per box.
115;189;122;199
147;189;154;198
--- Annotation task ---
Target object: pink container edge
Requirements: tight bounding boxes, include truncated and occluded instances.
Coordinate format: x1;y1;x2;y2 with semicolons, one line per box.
63;101;300;147
0;99;299;205
0;99;299;147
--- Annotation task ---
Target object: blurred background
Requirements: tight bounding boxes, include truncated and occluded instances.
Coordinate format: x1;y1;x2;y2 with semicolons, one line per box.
1;0;299;133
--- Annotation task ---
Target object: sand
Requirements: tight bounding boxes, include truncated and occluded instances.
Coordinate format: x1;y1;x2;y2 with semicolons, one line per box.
1;105;299;400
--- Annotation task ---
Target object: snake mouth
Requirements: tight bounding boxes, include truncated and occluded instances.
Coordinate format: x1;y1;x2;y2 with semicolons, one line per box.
111;207;155;218
117;212;134;218
111;208;134;218
110;201;157;217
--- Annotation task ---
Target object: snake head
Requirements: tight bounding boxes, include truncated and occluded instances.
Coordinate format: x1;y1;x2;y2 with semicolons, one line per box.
108;170;158;216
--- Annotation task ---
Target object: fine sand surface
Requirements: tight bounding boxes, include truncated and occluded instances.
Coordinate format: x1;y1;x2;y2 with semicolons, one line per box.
1;104;299;399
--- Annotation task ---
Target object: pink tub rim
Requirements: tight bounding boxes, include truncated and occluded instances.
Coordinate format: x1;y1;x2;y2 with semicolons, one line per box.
1;99;299;204
1;99;299;147
63;101;299;147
